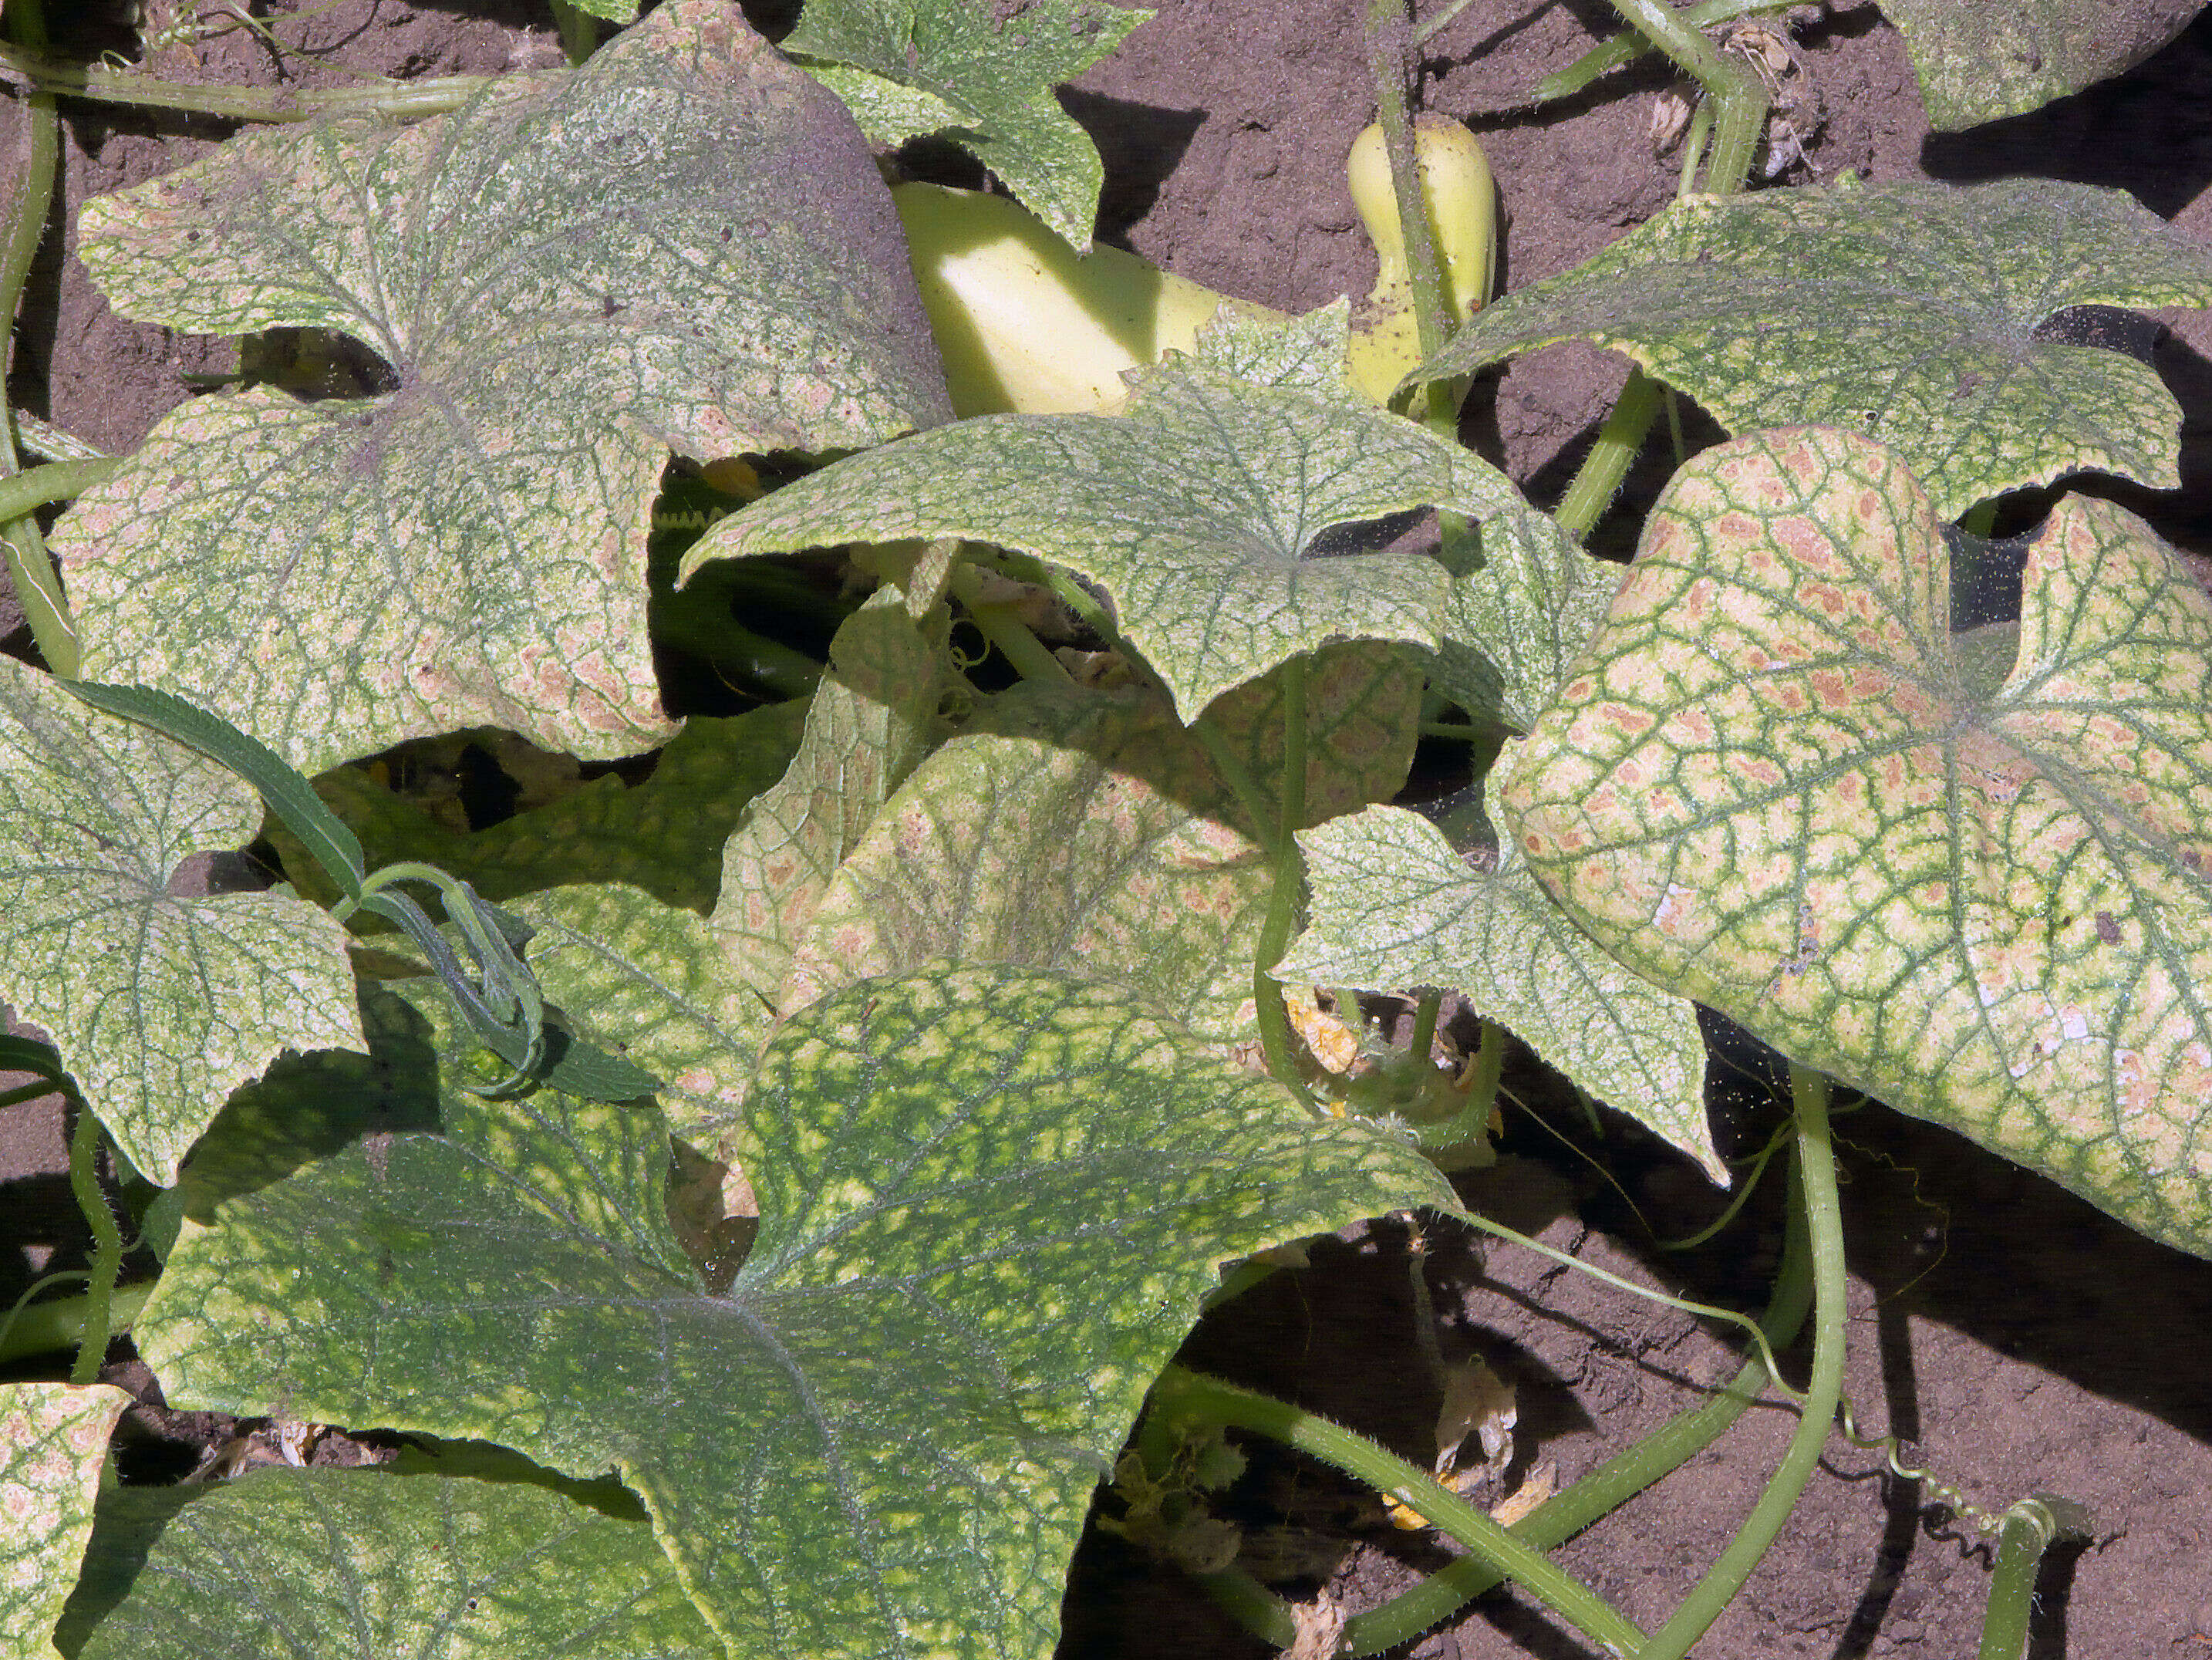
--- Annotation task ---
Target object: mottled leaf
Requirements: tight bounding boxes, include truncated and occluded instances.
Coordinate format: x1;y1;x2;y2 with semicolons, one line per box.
1435;510;1622;732
712;592;949;1005
1276;805;1717;1177
64;0;949;774
1883;0;2202;130
1;1384;128;1660
511;884;775;1159
785;0;1148;248
785;643;1414;1042
787;682;1262;1035
271;703;808;916
71;1467;720;1660
686;366;1527;719
1425;177;2212;521
1498;427;2212;1256
133;967;1451;1660
1190;298;1356;396
0;659;361;1187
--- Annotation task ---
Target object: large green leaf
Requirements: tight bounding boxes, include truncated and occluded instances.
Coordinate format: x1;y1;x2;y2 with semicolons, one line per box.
1425;177;2212;521
62;0;949;774
70;1466;720;1659
0;659;361;1186
784;0;1148;249
1883;0;2203;130
1278;805;1718;1177
684;366;1527;720
1497;426;2212;1257
271;703;808;916
785;646;1417;1042
133;967;1450;1660
1;1383;129;1660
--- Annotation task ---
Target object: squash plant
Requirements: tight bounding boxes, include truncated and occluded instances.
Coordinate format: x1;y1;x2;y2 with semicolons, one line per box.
2;1;2209;1657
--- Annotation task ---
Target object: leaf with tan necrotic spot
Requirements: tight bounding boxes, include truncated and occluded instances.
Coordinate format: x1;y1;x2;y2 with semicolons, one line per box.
1498;426;2212;1257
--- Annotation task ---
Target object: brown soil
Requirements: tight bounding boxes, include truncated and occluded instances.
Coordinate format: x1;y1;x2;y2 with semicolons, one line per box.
5;3;2212;1658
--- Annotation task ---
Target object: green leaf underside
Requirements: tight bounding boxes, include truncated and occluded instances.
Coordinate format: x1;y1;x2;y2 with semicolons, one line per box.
784;0;1148;250
72;1467;720;1660
1280;805;1718;1178
1425;177;2212;521
1880;0;2204;130
272;703;808;917
786;647;1417;1042
136;967;1450;1660
0;660;362;1187
2;1383;129;1660
686;367;1526;720
712;592;948;1007
65;0;949;774
1499;427;2212;1256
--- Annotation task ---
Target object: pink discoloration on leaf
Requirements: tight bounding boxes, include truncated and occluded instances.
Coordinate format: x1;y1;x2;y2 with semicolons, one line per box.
1499;426;2212;1257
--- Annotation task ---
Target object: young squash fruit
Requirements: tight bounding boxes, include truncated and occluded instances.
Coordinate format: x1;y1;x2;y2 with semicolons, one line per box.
1344;113;1496;404
892;114;1493;417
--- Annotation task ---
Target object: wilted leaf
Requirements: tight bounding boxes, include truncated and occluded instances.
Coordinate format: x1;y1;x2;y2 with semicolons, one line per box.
64;0;949;774
0;660;361;1186
1;1383;128;1660
1425;177;2212;521
1276;805;1715;1176
1499;427;2212;1255
784;0;1149;248
1883;0;2202;130
71;1467;720;1660
133;967;1451;1660
686;366;1528;720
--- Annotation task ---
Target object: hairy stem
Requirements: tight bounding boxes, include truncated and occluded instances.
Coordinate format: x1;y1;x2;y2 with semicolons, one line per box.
0;1277;151;1367
1153;1365;1647;1656
1636;1064;1848;1658
64;1099;123;1385
1603;0;1765;196
0;43;488;123
1551;368;1662;541
0;1;71;672
1249;656;1313;1104
1364;0;1456;432
1533;0;1803;106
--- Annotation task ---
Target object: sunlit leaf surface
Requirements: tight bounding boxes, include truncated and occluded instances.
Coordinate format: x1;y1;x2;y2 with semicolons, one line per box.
1499;427;2212;1256
1426;178;2212;520
65;0;948;773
